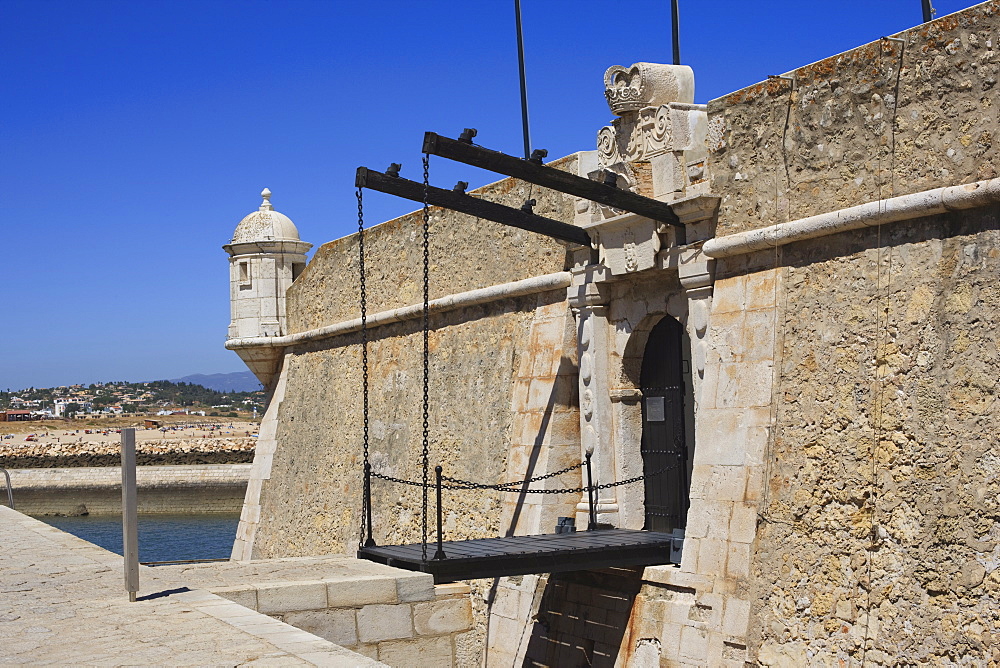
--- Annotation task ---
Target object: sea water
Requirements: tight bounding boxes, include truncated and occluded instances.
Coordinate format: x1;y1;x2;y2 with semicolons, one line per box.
38;513;240;563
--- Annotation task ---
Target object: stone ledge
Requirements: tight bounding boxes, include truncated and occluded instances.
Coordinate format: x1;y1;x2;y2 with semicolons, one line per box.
434;582;471;599
641;564;713;591
327;574;400;607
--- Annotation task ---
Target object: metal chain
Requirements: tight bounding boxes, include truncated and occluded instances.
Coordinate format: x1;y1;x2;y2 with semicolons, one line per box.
441;460;584;490
357;187;371;548
421;152;431;562
371;458;679;495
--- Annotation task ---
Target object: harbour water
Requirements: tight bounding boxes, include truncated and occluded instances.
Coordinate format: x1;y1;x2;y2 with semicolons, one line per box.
38;513;240;563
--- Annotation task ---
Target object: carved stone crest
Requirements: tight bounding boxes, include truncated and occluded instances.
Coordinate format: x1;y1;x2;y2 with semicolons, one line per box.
604;63;694;116
623;228;639;272
598;105;676;166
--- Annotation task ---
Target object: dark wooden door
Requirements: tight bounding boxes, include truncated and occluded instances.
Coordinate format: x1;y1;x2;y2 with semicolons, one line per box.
640;316;689;533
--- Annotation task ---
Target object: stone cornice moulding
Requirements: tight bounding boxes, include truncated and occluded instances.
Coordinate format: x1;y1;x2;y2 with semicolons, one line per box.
223;239;313;257
702;177;1000;259
580;193;722;281
225;271;572;350
582;211;662;276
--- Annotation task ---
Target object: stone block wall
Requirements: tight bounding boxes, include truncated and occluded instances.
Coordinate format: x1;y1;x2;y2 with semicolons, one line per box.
251;290;572;558
707;0;999;237
215;575;473;666
498;299;581;537
157;554;474;667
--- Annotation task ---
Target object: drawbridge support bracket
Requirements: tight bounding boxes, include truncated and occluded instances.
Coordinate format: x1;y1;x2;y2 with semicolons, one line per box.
422;130;685;230
355;167;591;247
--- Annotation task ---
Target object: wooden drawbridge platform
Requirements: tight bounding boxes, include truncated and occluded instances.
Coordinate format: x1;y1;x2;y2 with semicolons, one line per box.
357;528;677;583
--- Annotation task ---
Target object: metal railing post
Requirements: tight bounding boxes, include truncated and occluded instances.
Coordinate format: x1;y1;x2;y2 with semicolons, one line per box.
1;468;13;509
434;465;446;560
364;461;375;547
121;428;139;602
585;452;597;531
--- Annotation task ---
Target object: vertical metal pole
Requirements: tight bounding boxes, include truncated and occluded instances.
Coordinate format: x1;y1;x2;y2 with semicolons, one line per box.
434;466;446;560
1;468;13;509
921;0;934;22
671;0;681;65
514;0;532;160
363;462;375;547
121;428;139;602
585;452;597;531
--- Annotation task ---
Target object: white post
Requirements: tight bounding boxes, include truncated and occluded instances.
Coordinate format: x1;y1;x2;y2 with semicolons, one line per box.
121;428;139;602
569;275;619;527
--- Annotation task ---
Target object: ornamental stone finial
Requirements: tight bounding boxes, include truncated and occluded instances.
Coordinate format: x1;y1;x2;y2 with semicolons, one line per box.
604;63;695;116
260;188;273;211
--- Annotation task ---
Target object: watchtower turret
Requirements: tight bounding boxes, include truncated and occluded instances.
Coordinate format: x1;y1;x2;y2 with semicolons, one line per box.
223;188;311;384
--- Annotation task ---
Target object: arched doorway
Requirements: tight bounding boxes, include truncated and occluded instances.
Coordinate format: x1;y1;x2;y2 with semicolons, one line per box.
639;316;691;533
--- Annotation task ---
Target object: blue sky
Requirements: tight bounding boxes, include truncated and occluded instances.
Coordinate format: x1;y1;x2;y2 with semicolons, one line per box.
0;0;981;391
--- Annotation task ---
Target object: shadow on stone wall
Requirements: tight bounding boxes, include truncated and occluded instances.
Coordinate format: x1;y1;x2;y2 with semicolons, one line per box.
522;567;642;667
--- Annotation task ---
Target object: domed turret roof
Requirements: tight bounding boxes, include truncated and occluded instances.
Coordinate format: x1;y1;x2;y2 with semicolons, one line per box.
232;188;301;243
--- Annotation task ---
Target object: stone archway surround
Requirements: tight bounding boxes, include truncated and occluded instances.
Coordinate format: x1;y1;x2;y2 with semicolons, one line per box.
566;219;782;664
606;283;690;531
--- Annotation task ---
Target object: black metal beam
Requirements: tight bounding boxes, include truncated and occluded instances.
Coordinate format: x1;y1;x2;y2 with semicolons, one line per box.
355;167;591;247
422;132;684;229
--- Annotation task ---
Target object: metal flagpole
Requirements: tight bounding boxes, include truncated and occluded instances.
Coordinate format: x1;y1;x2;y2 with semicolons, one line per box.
514;0;531;160
671;0;681;65
921;0;935;23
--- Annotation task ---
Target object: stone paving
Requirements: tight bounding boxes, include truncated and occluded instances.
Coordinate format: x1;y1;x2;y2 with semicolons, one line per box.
0;506;383;666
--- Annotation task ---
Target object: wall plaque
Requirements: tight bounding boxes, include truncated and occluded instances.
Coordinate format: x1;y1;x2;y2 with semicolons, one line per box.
646;396;665;422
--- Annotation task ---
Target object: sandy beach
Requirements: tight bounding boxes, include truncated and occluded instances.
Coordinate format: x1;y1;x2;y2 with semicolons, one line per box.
1;420;258;446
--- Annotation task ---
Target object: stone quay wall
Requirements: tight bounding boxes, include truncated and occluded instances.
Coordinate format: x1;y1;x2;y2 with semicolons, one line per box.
220;574;473;665
0;437;255;468
153;554;474;667
4;464;251;515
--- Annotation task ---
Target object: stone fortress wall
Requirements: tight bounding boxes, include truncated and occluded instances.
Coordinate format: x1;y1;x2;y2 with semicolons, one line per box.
240;156;584;665
252;155;580;556
235;2;1000;665
702;3;1000;663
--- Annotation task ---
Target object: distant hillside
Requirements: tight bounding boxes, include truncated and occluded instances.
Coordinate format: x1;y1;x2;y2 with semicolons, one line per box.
170;371;263;393
2;378;264;414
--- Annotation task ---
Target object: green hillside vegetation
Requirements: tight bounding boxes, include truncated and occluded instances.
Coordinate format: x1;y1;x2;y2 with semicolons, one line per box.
0;380;265;413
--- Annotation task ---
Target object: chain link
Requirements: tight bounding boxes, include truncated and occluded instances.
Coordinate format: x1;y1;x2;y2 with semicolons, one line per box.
357;187;371;548
441;460;583;490
420;152;431;562
371;457;680;495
